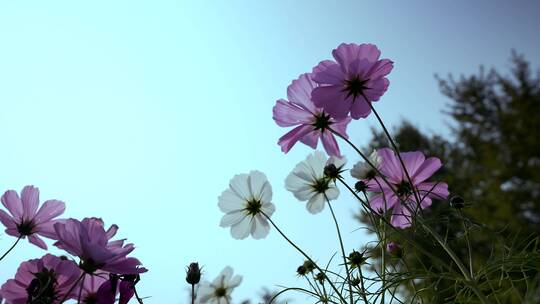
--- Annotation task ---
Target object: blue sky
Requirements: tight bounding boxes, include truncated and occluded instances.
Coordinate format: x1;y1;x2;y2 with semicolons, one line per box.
0;1;539;302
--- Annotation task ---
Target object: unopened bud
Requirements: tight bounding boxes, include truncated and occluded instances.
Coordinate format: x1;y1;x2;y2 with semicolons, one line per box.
354;181;367;192
450;196;465;209
324;164;339;179
386;242;403;258
186;262;201;285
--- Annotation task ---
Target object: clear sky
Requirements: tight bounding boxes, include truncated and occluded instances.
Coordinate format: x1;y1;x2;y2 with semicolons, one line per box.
0;1;539;303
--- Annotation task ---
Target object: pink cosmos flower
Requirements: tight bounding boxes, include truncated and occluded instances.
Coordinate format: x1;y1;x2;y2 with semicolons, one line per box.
0;185;65;249
0;254;81;304
311;43;394;120
367;148;449;228
273;73;351;156
53;218;147;275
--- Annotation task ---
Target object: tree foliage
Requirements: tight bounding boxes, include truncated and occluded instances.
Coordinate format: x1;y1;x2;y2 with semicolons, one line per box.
359;52;540;303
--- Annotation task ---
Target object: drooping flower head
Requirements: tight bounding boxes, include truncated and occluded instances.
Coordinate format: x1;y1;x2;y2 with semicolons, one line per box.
218;171;275;240
53;218;147;275
285;151;344;214
0;185;65;250
311;43;394;120
273;73;351;156
197;266;242;304
0;254;81;304
367;148;449;228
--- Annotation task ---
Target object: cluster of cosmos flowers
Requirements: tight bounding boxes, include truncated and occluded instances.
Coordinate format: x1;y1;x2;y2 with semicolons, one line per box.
218;42;449;245
0;185;146;304
0;42;451;304
207;42;451;304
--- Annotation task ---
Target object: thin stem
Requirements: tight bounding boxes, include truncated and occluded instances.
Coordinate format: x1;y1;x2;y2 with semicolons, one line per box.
60;272;85;303
0;236;21;262
365;101;422;205
134;287;145;304
325;196;354;304
401;258;423;304
355;264;370;304
421;224;488;304
77;274;86;303
261;212;348;304
328;127;399;199
380;219;386;304
191;284;195;304
459;210;474;279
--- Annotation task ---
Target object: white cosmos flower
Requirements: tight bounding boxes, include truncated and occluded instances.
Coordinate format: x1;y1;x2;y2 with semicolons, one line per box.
197;266;242;304
218;170;275;240
351;150;382;180
285;151;343;214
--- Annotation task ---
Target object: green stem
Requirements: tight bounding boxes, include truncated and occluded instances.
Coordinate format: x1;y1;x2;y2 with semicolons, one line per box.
365;101;423;206
459;210;474;279
261;212;349;304
421;224;488;304
401;258;423;304
325;196;354;304
380;219;386;304
0;236;21;262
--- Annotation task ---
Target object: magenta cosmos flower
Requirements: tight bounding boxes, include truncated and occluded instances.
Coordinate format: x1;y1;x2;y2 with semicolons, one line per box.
0;185;65;249
311;43;394;120
273;73;351;156
0;254;81;304
367;148;449;228
53;218;147;275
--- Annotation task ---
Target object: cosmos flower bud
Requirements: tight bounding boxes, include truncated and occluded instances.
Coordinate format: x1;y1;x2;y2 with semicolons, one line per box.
302;260;316;273
186;262;201;285
355;181;367;192
315;272;325;284
347;250;367;268
350;277;361;286
386;242;403;258
323;164;339;179
296;265;307;276
450;196;465;209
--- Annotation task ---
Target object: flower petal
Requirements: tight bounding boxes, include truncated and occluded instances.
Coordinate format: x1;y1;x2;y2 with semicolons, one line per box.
34;199;65;224
287;73;318;113
250;215;270;239
1;190;23;221
248;171;272;203
277;125;314;154
220;211;246;228
412;157;442;183
306;193;325;214
21;185;40;219
230;216;251;240
28;235;48;250
272;99;313;127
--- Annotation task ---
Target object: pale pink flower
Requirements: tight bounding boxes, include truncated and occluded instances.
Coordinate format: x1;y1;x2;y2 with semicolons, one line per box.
273;73;351;156
367;148;449;228
0;185;65;249
53;218;147;275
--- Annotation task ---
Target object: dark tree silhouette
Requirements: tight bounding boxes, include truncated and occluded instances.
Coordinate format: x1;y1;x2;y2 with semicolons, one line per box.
358;52;540;303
